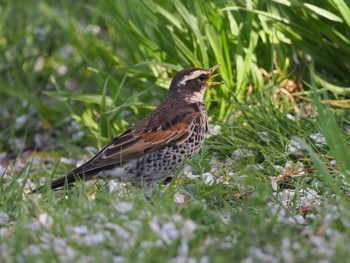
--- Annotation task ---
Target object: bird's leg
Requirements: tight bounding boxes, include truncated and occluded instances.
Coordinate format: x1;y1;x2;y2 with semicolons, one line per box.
144;181;155;200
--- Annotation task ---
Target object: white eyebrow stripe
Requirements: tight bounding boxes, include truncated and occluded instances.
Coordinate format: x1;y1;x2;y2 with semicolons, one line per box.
178;70;208;86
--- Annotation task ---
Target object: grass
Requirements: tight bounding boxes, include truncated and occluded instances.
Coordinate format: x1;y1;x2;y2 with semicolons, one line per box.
1;0;350;262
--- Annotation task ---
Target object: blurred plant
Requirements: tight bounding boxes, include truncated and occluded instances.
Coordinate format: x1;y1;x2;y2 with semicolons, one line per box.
0;0;349;149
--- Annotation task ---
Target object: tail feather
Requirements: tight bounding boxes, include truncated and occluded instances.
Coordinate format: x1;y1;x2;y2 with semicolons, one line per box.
29;172;92;194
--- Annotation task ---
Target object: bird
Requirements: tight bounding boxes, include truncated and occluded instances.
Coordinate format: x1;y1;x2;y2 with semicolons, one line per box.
30;65;223;197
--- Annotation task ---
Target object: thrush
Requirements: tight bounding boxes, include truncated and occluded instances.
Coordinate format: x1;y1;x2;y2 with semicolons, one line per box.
30;65;223;196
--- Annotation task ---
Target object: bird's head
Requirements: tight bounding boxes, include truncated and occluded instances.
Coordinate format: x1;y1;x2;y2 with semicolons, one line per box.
167;65;223;102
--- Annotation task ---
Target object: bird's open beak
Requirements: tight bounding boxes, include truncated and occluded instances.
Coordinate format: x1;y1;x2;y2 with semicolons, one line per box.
206;65;224;87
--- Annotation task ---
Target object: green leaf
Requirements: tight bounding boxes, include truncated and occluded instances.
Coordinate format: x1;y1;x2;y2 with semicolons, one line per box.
333;0;350;28
304;3;343;22
45;91;114;107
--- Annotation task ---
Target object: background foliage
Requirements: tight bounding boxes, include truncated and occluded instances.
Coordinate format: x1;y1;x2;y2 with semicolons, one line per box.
1;0;349;148
1;0;350;262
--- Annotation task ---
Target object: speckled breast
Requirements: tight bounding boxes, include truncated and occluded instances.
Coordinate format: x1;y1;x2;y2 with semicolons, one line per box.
128;114;208;182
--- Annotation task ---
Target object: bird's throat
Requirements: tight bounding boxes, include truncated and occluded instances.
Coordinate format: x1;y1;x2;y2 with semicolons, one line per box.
184;90;205;103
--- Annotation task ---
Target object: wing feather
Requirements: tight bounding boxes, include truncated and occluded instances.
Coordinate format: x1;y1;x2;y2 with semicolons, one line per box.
71;117;192;176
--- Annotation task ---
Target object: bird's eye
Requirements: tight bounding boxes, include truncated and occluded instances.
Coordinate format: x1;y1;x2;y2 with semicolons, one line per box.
199;74;207;81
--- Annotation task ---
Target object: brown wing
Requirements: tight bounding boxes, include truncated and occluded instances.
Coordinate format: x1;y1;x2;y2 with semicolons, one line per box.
71;111;193;176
